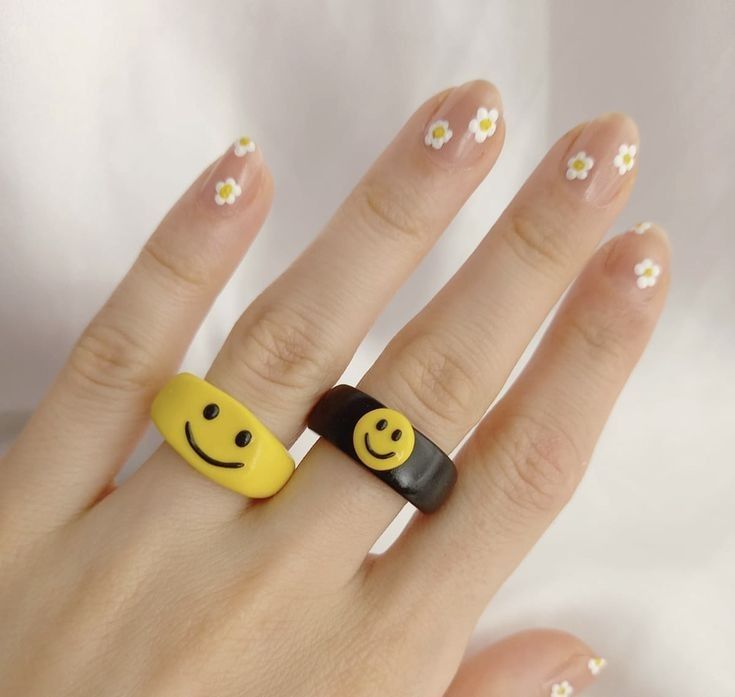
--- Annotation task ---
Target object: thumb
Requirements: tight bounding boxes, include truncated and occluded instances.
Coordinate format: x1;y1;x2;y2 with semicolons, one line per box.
444;629;608;697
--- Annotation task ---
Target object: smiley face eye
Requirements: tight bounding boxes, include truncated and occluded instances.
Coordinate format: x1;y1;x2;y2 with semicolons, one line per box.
235;430;252;447
391;429;402;441
376;419;388;431
203;403;219;420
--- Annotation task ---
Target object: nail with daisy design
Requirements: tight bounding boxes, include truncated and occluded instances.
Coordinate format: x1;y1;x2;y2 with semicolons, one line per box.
234;136;256;157
587;657;607;676
634;258;661;289
550;680;574;697
422;79;503;164
542;648;609;696
562;113;639;205
199;137;263;213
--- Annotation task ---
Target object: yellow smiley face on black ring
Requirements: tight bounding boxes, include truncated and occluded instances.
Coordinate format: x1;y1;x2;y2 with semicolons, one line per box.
352;408;416;471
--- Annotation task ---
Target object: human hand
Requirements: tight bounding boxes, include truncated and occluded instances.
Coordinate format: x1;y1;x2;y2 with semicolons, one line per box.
0;80;668;696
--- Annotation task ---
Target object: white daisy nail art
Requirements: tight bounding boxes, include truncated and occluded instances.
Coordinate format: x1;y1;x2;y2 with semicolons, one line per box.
634;258;661;289
566;151;594;180
234;136;256;157
588;657;608;675
633;221;653;235
614;143;637;175
425;119;453;149
214;177;242;206
550;680;574;697
468;107;499;143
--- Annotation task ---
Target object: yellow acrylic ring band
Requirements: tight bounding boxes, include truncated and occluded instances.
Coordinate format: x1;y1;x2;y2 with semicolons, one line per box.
151;373;295;498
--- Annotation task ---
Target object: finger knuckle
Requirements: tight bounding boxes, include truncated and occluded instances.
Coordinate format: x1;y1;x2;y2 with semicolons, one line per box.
565;312;632;378
351;179;429;244
489;412;583;516
68;318;156;395
501;205;573;274
139;238;210;295
391;331;476;431
230;303;336;393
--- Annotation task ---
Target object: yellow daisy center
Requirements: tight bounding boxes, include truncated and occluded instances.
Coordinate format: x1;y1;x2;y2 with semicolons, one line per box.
432;126;446;139
219;184;233;199
239;137;251;146
573;159;585;171
643;267;654;277
479;118;493;131
623;152;632;165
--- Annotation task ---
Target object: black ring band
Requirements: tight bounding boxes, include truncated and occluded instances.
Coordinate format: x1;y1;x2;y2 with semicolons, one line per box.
307;385;457;513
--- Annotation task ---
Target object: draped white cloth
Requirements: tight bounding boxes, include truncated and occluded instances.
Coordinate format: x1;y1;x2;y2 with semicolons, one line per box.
1;0;732;691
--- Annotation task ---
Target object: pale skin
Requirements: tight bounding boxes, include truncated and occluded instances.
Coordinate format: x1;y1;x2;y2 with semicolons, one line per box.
0;81;669;696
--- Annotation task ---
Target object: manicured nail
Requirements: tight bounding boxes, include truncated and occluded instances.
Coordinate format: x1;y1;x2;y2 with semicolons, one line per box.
542;654;607;696
199;136;262;214
602;222;668;296
423;80;503;166
563;113;638;206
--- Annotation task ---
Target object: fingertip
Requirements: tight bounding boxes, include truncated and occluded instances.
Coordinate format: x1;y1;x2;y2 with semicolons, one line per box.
600;111;640;142
149;139;274;284
460;78;504;111
419;79;504;170
601;221;671;298
197;138;266;217
560;111;640;206
447;629;607;697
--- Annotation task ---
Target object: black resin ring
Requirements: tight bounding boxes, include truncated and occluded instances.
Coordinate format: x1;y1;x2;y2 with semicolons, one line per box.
307;385;457;513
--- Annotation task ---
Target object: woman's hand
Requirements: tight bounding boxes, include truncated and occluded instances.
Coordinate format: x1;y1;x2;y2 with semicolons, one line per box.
0;80;668;696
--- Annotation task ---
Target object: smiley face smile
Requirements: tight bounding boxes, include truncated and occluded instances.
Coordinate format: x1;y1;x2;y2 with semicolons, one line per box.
352;407;416;471
363;433;395;460
184;421;244;469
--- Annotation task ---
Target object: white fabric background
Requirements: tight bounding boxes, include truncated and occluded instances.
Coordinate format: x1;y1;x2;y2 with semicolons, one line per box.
1;0;733;692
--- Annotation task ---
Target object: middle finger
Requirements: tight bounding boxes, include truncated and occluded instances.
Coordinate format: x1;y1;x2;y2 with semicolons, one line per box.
272;113;639;568
125;80;505;519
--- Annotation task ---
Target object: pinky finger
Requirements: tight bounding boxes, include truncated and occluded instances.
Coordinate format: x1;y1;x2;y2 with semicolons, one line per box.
445;629;607;697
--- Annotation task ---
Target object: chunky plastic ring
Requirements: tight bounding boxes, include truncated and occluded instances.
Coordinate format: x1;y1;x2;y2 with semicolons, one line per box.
307;385;457;512
151;373;295;498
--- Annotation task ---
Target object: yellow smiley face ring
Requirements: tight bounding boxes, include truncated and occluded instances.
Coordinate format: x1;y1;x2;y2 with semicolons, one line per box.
151;373;294;498
307;385;457;513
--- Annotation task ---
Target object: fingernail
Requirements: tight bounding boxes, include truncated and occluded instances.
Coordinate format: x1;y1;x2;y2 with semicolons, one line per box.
199;136;263;214
542;654;607;696
631;221;653;235
603;222;668;293
423;80;503;167
563;113;639;206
